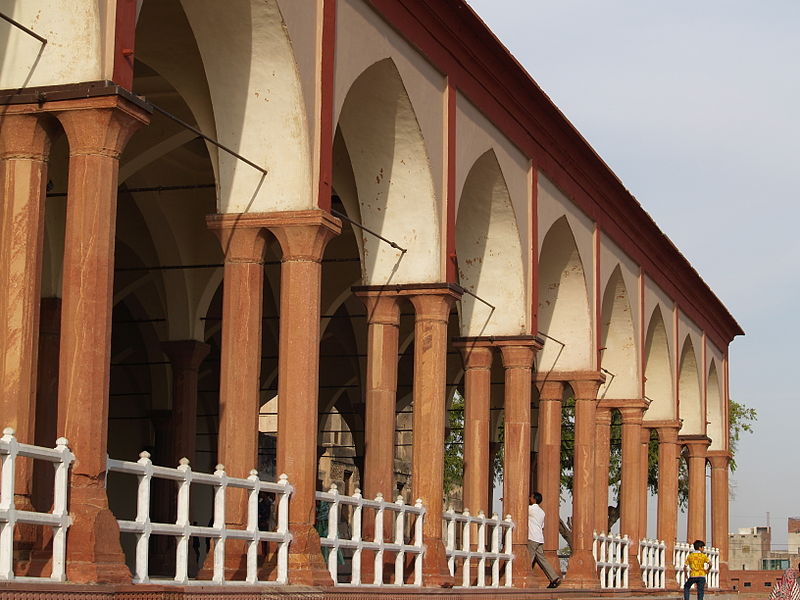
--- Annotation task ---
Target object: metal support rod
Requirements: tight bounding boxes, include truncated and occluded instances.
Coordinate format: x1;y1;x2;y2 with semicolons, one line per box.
0;12;47;45
331;209;407;254
146;103;268;175
461;288;495;310
47;182;216;198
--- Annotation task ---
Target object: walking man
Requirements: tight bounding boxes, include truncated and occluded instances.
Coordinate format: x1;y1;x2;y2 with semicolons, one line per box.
528;492;561;588
684;539;711;600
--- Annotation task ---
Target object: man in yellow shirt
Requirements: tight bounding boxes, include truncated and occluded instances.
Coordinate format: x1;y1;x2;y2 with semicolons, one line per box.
684;539;711;600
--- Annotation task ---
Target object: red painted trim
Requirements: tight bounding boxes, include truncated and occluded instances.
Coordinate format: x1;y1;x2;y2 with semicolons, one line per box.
363;0;742;350
317;0;337;211
638;269;646;399
112;0;137;89
445;81;457;283
594;227;601;369
674;306;680;419
530;167;539;335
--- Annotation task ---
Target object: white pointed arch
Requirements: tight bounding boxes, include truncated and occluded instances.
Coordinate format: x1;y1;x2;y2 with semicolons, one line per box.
179;0;312;213
599;265;638;398
707;360;725;450
538;216;592;372
337;58;440;285
678;336;703;434
455;150;526;336
643;306;674;421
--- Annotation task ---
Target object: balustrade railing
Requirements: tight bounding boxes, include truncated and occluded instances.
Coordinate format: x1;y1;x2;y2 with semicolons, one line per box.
443;506;514;587
706;546;720;588
638;537;666;588
0;429;74;583
106;453;293;585
592;531;630;589
315;484;425;586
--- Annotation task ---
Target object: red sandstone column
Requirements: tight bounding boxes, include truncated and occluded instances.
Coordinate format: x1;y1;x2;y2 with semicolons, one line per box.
204;216;269;577
271;211;340;586
656;423;681;587
356;291;401;503
55;98;149;583
162;340;211;466
594;406;612;533
454;340;493;517
639;427;651;541
0;112;53;533
407;286;460;587
497;339;538;588
564;378;602;587
684;438;710;543
708;451;730;585
536;379;563;569
32;298;62;512
620;405;646;583
355;289;400;581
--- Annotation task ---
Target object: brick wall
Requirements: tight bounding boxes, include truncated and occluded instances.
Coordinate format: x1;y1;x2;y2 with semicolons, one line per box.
729;569;783;597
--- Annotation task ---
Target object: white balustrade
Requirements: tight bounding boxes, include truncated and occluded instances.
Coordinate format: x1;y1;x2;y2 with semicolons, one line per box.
638;537;666;588
443;506;514;588
315;484;425;586
706;546;720;588
592;531;630;589
107;453;293;585
0;428;74;583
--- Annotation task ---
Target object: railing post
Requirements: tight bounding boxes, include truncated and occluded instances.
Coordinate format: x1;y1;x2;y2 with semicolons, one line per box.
351;489;363;585
246;470;260;584
174;458;192;584
393;496;405;585
490;513;500;586
212;464;228;583
623;534;630;589
0;429;18;580
503;514;514;587
445;506;456;577
462;509;471;586
51;436;73;582
476;512;486;587
276;474;290;584
373;493;384;585
133;451;154;583
413;498;424;586
326;484;340;582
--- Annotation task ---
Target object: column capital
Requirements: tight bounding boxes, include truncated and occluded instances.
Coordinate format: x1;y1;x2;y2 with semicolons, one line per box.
681;435;711;458
453;339;494;370
653;420;682;443
161;340;211;372
266;210;341;262
405;285;461;322
706;450;731;470
0;111;56;160
55;96;150;158
537;379;564;401
595;405;613;425
353;290;400;327
619;404;647;425
571;377;604;402
206;215;270;263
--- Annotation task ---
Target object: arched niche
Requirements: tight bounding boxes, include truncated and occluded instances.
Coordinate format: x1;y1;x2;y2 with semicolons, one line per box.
707;361;725;450
678;337;703;435
643;306;674;421
337;58;440;285
537;216;592;372
455;150;526;336
599;265;638;398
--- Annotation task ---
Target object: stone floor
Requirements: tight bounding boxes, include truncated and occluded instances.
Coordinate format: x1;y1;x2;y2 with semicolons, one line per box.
0;584;744;600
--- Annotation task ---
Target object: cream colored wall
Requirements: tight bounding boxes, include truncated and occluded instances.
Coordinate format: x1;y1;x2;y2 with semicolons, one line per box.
706;341;726;450
0;0;113;89
643;276;676;421
678;312;705;435
598;237;641;399
180;0;312;213
537;174;594;372
334;0;444;206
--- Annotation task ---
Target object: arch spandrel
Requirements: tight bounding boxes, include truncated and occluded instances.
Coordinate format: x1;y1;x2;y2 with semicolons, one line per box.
599;266;639;398
678;336;704;435
455;150;527;337
643;306;674;421
337;58;441;285
180;0;313;213
537;216;592;372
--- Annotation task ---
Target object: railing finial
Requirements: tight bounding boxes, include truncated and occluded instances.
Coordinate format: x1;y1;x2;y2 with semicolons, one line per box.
2;427;15;437
139;450;151;460
178;457;190;466
55;436;69;448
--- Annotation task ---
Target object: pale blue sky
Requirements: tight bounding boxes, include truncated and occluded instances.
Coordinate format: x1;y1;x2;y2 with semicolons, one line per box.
469;1;800;549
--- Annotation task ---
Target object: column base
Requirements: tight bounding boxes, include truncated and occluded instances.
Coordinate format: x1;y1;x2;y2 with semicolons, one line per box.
421;538;455;587
561;548;597;588
627;553;643;589
286;523;333;586
509;542;540;588
665;565;680;590
66;485;130;583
